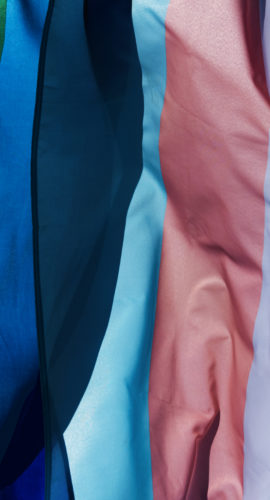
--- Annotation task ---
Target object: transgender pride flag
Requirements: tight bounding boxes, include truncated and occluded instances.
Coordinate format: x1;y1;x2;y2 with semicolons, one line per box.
1;1;270;499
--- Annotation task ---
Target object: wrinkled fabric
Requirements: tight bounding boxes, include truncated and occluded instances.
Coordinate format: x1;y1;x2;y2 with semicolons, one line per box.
1;1;270;499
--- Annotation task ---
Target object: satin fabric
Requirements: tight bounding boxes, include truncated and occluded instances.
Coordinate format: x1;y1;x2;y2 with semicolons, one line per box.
243;2;270;498
0;0;48;494
1;2;270;499
148;1;270;498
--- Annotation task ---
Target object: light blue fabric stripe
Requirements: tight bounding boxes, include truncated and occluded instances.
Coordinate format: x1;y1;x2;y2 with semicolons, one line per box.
64;1;170;498
243;9;270;497
0;0;49;463
243;131;270;499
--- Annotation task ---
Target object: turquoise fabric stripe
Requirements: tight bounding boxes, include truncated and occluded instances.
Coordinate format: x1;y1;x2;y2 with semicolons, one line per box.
0;0;49;474
63;1;170;498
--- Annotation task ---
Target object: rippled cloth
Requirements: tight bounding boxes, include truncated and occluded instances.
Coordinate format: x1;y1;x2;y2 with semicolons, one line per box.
1;1;270;499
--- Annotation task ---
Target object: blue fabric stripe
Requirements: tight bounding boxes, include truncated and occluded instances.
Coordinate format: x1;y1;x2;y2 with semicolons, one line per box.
243;12;270;493
260;0;266;32
0;0;49;491
63;1;170;498
243;10;270;488
243;132;270;499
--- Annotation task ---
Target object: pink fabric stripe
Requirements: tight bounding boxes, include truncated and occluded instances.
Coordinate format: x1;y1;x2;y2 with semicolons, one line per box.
149;1;270;499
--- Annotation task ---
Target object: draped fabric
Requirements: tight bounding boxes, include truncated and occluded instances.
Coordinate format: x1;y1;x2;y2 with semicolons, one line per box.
1;1;270;499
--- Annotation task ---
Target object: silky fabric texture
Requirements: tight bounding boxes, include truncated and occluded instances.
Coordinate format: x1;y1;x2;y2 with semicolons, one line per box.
148;1;270;499
1;1;270;499
243;2;270;498
34;0;144;497
63;0;168;498
0;0;48;495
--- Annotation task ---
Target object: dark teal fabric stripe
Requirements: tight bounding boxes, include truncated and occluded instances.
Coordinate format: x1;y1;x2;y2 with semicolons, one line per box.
0;0;49;494
64;0;169;497
33;0;143;497
30;0;58;498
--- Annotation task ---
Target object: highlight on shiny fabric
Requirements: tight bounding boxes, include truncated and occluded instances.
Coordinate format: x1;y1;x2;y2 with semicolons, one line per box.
1;1;270;499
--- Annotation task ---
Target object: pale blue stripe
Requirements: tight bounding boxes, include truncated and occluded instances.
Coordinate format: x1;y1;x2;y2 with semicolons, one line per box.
243;10;270;496
0;0;49;462
64;1;170;498
243;132;270;498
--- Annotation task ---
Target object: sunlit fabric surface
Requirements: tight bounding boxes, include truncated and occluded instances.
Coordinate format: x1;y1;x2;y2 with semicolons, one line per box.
1;1;270;499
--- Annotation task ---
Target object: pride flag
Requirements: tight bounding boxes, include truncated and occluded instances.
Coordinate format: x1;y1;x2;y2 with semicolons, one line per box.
1;1;270;498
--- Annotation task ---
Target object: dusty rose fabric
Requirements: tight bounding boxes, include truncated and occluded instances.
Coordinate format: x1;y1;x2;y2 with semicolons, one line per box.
149;1;270;498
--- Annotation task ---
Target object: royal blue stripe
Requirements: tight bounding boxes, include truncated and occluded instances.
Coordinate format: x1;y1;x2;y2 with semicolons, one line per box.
0;0;49;491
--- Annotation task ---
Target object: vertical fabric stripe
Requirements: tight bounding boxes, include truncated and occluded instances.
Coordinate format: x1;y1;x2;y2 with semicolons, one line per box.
35;0;143;497
148;1;270;498
243;4;270;497
63;1;169;498
243;134;270;499
0;0;48;483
